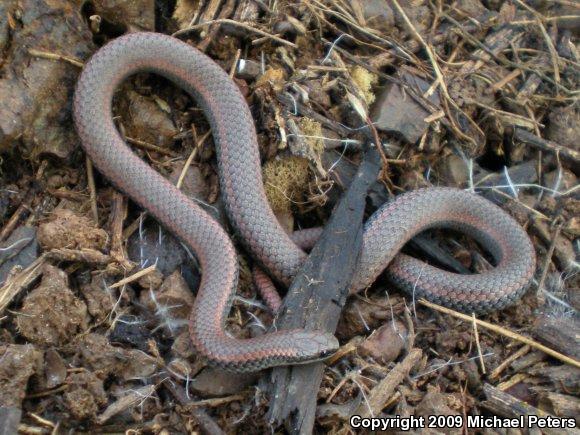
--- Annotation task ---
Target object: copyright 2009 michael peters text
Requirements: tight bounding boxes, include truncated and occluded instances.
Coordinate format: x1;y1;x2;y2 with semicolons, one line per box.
349;414;577;431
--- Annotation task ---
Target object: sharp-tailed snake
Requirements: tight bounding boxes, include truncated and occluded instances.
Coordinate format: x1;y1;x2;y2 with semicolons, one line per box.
73;33;536;372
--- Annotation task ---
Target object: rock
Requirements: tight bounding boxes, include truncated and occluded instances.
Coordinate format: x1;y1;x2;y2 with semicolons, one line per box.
0;344;43;407
140;270;195;332
546;106;579;150
236;59;262;81
371;73;440;143
37;209;107;251
0;0;93;157
16;265;89;346
0;226;38;286
64;371;107;421
189;367;258;397
119;91;177;148
88;0;155;32
358;320;408;364
44;348;67;389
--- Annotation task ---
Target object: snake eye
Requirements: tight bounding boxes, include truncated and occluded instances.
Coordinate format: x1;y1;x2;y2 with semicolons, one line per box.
318;347;338;360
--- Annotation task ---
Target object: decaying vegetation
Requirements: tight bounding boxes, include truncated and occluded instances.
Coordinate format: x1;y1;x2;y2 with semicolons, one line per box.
0;0;578;433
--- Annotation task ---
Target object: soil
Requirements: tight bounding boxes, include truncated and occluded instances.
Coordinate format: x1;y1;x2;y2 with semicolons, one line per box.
0;0;578;433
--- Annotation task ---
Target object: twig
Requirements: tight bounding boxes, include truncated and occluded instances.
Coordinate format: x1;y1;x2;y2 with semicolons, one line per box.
472;313;486;374
488;345;530;381
536;220;564;297
126;136;177;157
354;348;422;418
27;48;83;68
513;128;580;166
109;265;157;289
419;299;580;369
173;19;297;48
86;156;98;224
186;394;245;408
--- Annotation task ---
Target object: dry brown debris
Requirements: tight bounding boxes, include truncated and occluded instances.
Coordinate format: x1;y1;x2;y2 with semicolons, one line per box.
0;0;577;432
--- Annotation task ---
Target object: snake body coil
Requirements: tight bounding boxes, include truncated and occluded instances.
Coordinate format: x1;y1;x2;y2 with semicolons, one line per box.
74;33;536;372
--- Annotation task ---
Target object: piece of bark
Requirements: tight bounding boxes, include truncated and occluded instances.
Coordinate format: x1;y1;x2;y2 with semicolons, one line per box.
481;384;578;435
537;391;580;421
528;365;580;392
532;316;580;361
266;145;381;434
354;348;422;418
161;376;226;435
321;150;468;274
513;128;580;172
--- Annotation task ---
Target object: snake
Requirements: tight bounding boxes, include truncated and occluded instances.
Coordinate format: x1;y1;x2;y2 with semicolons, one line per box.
73;32;536;372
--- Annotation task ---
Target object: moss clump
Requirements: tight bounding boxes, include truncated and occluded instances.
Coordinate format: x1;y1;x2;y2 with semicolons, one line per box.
350;66;378;105
298;118;325;157
263;156;310;214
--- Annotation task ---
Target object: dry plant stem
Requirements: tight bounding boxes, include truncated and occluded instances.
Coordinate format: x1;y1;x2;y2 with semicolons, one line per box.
0;256;45;314
389;0;482;147
46;248;110;264
443;13;573;95
0;161;46;241
121;212;146;241
535;18;560;85
109;192;133;270
97;385;156;424
0;192;32;242
354;348;422;418
172;19;297;48
536;221;563;297
419;299;580;369
159;377;226;435
198;0;237;52
489;345;531;381
472;313;486;374
176;131;210;190
186;394;245;408
86;156;99;224
126;136;177;157
27;48;84;68
513;128;580;165
109;264;157;289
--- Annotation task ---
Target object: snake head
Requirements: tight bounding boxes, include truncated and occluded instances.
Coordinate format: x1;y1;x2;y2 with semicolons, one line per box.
289;331;340;364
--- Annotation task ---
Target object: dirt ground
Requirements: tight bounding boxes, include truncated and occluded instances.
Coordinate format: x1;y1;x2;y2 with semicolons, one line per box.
0;0;578;433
